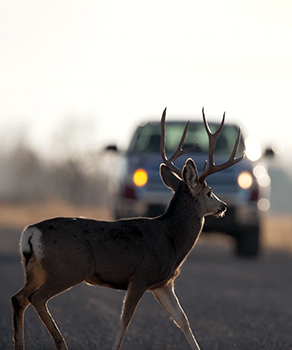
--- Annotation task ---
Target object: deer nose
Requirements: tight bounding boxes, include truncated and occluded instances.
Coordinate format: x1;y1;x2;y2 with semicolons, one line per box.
219;202;227;213
216;202;227;218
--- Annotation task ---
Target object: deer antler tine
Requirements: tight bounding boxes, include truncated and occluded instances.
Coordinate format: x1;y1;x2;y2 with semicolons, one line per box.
228;127;245;164
171;121;190;158
160;108;198;178
199;110;244;183
202;107;210;135
169;121;198;162
181;142;199;155
203;160;207;172
160;107;167;162
216;112;225;137
202;108;225;138
230;128;241;159
179;121;190;147
160;108;182;177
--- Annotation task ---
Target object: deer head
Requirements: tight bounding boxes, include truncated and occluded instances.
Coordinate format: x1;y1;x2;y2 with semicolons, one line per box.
159;108;244;217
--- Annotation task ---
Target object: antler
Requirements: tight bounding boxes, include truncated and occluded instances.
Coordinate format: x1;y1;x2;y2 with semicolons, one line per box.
198;108;244;183
160;108;198;178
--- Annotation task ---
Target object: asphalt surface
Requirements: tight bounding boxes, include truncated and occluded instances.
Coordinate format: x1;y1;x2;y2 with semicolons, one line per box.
1;227;292;350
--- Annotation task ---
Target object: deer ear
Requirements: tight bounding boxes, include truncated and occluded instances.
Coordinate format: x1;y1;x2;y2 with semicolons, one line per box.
160;164;181;192
182;158;199;189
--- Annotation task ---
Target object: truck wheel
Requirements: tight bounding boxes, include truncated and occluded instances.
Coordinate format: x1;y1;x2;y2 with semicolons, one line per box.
235;225;260;258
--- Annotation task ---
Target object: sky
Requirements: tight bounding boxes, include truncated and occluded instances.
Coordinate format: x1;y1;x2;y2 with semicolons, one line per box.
1;0;292;159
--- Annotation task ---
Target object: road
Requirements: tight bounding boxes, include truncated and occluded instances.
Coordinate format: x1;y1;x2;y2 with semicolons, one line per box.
1;227;292;350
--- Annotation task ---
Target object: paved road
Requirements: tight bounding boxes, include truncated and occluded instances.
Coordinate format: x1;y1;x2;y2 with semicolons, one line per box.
1;227;292;350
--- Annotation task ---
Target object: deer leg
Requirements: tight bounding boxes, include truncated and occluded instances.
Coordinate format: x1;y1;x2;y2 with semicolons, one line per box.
152;283;201;350
12;266;45;350
28;282;70;350
111;282;146;350
11;287;33;350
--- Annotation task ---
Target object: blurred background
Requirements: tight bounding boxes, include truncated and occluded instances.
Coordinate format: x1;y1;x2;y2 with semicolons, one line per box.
0;0;292;250
1;3;292;348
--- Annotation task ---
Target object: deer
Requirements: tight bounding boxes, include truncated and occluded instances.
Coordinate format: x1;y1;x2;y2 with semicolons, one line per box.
11;108;244;350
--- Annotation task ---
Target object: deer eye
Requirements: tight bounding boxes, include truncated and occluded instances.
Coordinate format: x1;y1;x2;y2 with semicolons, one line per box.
207;190;213;197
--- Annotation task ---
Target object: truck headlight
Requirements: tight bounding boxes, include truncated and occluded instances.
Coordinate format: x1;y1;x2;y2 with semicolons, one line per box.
133;169;148;187
237;171;253;189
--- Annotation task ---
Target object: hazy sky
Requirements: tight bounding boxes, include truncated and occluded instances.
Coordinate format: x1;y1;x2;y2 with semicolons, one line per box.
1;0;292;157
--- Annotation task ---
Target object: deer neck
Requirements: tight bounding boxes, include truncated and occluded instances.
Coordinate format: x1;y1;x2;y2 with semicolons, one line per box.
160;182;204;257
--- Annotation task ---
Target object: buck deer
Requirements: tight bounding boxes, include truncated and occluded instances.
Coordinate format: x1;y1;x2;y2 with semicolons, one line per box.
11;108;244;350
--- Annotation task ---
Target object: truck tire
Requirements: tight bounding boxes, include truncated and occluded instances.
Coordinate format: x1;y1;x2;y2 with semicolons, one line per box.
235;225;260;257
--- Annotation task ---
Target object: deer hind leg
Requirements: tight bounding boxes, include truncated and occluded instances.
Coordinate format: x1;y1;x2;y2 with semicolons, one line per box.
12;257;46;350
152;283;201;350
28;279;71;350
12;285;36;350
111;282;146;350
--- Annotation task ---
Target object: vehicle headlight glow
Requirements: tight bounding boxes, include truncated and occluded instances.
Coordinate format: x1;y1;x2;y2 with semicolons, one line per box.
245;137;262;161
238;171;253;189
133;168;148;187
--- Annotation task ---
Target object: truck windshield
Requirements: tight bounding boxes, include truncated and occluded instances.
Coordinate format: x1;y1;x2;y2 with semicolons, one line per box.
128;121;245;157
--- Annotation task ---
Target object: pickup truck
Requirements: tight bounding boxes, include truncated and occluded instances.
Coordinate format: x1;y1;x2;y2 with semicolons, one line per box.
108;118;270;257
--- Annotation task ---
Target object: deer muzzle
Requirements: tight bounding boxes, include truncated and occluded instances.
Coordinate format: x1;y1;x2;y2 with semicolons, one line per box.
216;202;227;218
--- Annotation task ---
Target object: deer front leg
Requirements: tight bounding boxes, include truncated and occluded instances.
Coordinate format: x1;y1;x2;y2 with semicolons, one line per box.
152;283;201;350
111;282;146;350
